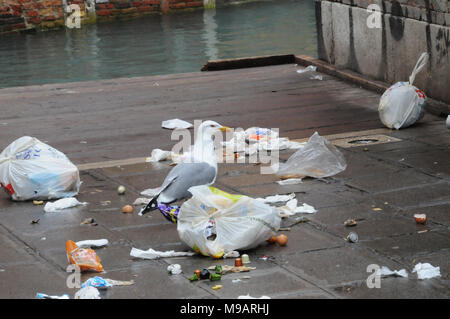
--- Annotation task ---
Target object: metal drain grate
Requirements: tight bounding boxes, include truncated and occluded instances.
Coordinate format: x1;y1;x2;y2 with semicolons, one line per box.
331;134;402;148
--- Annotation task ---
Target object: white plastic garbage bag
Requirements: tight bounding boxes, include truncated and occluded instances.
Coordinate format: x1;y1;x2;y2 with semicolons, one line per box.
379;52;428;129
177;186;281;258
276;132;346;178
0;136;80;201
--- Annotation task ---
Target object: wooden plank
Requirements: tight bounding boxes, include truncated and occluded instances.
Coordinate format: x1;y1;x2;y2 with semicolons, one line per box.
201;54;296;71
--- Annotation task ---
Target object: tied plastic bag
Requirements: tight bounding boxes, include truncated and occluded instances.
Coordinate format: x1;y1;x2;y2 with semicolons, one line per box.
177;186;281;259
276;132;346;178
0;136;80;201
66;240;104;272
379;53;428;129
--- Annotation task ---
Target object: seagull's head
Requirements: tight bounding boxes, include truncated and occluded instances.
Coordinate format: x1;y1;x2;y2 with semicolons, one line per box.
198;120;232;137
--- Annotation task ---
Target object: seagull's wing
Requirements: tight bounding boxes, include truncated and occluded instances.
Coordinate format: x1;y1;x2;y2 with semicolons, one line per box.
158;162;217;203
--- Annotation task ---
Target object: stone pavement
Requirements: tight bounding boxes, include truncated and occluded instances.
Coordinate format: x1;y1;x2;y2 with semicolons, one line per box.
0;64;449;298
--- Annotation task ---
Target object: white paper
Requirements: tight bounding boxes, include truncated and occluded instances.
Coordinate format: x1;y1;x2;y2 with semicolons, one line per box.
310;75;323;80
140;187;160;197
256;193;296;203
279;199;317;216
412;263;441;280
161;119;193;130
277;178;303;185
133;197;151;206
167;264;182;275
76;239;109;248
44;197;87;213
296;65;317;74
223;251;240;258
130;247;195;260
380;266;408;278
146;149;171;162
74;286;100;299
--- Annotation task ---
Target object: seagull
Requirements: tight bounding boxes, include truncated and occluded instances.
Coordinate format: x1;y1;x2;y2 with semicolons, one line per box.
139;120;230;215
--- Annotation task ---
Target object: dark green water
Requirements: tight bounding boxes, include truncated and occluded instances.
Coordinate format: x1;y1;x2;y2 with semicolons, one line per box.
0;0;316;88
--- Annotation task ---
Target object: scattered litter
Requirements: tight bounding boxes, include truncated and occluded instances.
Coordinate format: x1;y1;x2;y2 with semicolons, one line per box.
133;197;150;206
30;218;40;225
344;219;357;227
74;286;100;299
33;200;44;205
232;279;242;283
75;239;109;248
104;278;134;286
81;276;112;289
100;200;111;206
44;197;87;213
130;247;195;260
346;232;359;243
41;237;46;241
146;149;171;162
178;186;280;258
80;141;87;144
256;193;296;203
36;293;69;299
161;119;193;130
122;204;133;214
412;263;441;280
67;240;104;272
276;132;347;178
223;251;240;258
0;136;81;201
278;199;317;216
212;285;223;291
167;264;182;275
234;258;243;267
260;255;275;261
309;75;323;80
238;294;270;299
380;266;408;278
208;265;256;274
288;141;306;149
157;203;180;223
81;217;95;225
414;213;427;224
241;254;250;264
140;187;160;197
379;52;428;129
446;115;450;129
277;178;303;185
296;65;317;74
418;230;428;234
372;208;382;211
117;185;126;195
276;234;288;246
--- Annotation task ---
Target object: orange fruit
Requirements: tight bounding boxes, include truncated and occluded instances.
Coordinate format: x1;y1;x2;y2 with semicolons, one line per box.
276;234;288;246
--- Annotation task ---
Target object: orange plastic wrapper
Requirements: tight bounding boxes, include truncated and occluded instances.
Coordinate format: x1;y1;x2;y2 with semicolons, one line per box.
66;240;104;272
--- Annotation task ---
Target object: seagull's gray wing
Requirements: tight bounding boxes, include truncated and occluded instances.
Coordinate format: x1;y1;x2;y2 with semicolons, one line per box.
158;162;216;203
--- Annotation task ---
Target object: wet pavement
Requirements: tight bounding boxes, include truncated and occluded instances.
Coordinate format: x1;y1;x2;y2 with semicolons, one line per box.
0;64;449;298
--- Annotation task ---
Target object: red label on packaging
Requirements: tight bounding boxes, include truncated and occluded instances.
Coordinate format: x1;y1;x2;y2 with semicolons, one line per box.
2;183;15;195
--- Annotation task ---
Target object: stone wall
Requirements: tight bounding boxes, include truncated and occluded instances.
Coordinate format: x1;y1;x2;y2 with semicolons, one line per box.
316;0;450;104
0;0;204;34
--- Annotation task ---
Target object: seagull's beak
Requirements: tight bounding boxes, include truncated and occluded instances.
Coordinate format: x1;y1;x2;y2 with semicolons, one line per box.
219;126;232;132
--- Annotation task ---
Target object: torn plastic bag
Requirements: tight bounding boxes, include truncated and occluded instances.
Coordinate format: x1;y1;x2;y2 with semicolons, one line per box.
0;136;80;201
276;132;346;178
378;53;428;129
177;186;281;259
66;240;104;272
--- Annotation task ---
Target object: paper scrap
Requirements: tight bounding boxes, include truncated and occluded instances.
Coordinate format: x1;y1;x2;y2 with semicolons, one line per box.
380;266;408;278
130;247;195;260
44;197;87;213
161;119;193;130
76;239;109;248
412;263;441;280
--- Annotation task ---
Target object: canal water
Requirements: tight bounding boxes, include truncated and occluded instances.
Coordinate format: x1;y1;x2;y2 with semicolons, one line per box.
0;0;316;88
